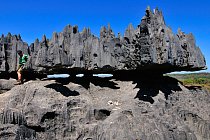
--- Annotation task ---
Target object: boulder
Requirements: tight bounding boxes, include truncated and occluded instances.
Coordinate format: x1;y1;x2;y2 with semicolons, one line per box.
0;78;16;94
0;75;209;139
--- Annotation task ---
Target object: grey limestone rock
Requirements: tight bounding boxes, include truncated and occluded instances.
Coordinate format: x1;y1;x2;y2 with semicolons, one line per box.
0;33;29;73
0;75;209;140
0;7;207;76
0;7;208;140
0;78;16;94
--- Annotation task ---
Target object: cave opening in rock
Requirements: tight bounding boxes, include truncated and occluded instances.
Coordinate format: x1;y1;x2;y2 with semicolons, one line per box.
93;53;98;57
41;112;59;122
94;109;111;120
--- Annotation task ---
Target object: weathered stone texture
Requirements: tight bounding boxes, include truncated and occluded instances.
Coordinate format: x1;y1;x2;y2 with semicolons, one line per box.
0;78;16;94
0;76;210;140
0;33;29;72
0;7;206;75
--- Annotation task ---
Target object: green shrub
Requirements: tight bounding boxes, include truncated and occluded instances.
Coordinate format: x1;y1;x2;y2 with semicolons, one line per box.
182;77;209;85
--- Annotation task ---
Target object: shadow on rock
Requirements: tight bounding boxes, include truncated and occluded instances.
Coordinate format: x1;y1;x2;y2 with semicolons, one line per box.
45;83;80;97
55;76;120;90
91;77;119;89
184;85;202;91
114;71;182;104
53;71;182;103
134;75;182;104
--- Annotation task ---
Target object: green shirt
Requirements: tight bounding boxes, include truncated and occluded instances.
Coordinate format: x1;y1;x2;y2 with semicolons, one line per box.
19;54;28;65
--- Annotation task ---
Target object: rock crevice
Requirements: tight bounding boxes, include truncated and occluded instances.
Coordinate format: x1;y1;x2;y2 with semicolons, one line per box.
0;75;209;140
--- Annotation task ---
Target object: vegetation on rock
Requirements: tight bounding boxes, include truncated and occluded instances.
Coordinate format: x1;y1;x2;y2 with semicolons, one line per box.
168;73;210;92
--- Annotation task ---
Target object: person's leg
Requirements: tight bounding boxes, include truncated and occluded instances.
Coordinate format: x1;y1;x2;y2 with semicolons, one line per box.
16;68;23;84
17;71;22;81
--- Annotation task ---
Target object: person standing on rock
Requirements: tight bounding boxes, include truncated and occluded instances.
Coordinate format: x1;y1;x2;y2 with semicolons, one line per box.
16;50;29;85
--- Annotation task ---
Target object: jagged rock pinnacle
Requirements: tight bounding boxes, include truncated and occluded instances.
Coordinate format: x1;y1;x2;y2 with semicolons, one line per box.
0;7;206;75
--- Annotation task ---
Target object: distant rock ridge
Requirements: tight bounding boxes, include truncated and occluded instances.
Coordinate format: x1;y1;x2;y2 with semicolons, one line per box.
0;7;206;76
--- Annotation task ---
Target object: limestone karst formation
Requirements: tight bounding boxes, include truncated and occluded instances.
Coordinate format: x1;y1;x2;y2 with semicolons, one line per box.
0;7;206;77
0;7;209;140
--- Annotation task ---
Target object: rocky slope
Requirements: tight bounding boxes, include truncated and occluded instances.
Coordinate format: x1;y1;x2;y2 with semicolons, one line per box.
0;7;206;76
0;75;209;140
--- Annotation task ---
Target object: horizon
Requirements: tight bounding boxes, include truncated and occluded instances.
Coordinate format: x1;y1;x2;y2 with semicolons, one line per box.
0;0;209;73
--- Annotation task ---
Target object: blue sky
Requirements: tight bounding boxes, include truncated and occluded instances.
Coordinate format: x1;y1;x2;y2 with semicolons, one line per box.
0;0;209;72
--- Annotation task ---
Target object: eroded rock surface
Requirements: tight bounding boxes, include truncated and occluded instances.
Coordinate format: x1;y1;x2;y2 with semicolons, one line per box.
0;7;206;76
0;79;16;94
0;75;209;140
